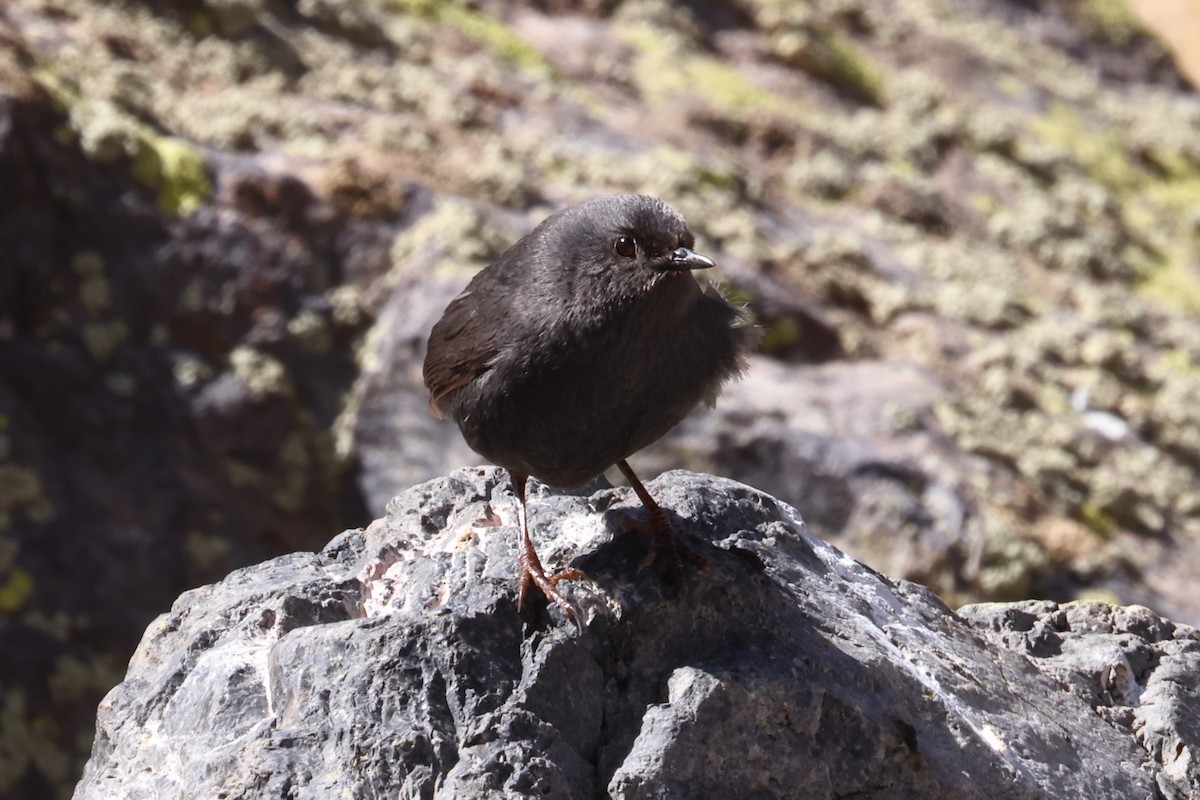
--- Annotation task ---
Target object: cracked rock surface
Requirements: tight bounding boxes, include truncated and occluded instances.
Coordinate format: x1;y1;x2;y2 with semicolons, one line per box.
75;469;1197;799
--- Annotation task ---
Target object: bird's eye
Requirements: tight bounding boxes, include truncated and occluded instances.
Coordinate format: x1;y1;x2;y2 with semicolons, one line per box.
614;235;637;259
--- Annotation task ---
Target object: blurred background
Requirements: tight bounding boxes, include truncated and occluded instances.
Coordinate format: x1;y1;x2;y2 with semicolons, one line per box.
2;0;1200;796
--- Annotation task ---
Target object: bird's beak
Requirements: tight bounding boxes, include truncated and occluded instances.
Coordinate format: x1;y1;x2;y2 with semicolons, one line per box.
666;247;715;271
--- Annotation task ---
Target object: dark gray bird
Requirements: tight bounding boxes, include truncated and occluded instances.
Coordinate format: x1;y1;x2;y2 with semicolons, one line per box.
423;194;754;621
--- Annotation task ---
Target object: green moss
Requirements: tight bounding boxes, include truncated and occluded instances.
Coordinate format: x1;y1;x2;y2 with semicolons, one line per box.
1033;103;1200;218
758;315;800;357
445;6;548;72
394;0;551;73
657;146;745;195
390;199;508;277
756;0;883;106
1142;145;1200;180
131;134;212;217
188;12;215;38
1082;0;1146;45
1144;174;1200;218
1031;103;1139;192
623;23;799;120
1031;102;1200;309
1077;503;1117;537
995;73;1029;99
0;566;33;614
35;67;212;216
965;190;996;215
814;32;886;105
687;56;793;116
1161;348;1198;375
1138;246;1200;316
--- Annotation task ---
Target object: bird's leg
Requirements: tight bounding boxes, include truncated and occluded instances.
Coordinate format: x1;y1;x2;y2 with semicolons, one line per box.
616;459;710;574
510;471;585;624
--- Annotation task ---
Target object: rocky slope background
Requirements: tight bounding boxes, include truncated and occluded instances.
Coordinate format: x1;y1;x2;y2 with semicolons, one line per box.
1;0;1200;796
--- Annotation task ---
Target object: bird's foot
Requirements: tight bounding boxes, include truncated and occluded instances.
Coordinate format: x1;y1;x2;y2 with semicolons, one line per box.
623;505;710;584
614;459;708;585
517;546;587;628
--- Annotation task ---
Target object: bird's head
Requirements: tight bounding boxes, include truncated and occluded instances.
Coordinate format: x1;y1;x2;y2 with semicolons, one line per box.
538;194;715;305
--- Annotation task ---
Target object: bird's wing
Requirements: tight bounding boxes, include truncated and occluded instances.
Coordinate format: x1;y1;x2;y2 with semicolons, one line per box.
422;288;500;419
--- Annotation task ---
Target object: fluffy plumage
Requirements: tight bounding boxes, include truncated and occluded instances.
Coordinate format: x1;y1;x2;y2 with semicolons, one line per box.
422;194;755;622
424;194;752;487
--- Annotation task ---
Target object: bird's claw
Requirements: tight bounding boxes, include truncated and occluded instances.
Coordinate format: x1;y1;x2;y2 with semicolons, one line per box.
517;550;587;629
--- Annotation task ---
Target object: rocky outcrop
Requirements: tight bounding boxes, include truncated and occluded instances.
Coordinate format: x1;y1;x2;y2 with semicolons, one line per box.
75;470;1198;799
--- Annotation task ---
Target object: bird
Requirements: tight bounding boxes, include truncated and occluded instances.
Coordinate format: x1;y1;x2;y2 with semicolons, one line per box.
422;194;754;622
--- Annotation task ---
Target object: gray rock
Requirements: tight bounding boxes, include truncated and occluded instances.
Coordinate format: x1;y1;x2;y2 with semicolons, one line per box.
960;600;1200;800
75;469;1195;799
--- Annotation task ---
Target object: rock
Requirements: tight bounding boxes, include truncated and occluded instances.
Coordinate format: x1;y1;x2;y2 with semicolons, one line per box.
961;600;1200;800
0;88;376;795
639;358;999;606
75;469;1195;799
